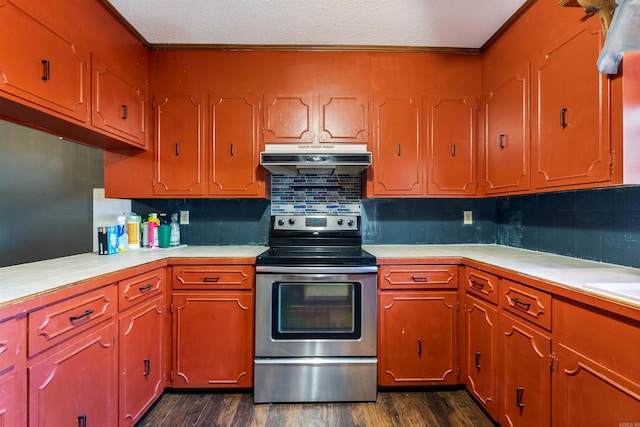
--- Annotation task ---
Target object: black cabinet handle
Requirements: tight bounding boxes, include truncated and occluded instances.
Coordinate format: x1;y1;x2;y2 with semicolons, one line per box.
512;297;531;311
411;276;428;283
121;104;128;120
470;280;485;289
396;143;401;156
204;276;220;283
475;351;482;369
499;134;506;150
144;359;150;377
560;107;568;128
417;338;422;358
139;283;153;293
175;142;180;156
78;414;87;427
69;309;93;322
451;143;456;157
516;387;525;408
230;142;235;156
41;60;50;81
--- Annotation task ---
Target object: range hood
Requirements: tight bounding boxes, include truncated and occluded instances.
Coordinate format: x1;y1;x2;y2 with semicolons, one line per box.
260;144;372;175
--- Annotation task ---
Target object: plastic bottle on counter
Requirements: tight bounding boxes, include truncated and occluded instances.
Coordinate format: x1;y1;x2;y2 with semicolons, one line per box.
148;213;160;248
142;221;149;247
127;213;141;249
116;215;128;252
170;213;180;246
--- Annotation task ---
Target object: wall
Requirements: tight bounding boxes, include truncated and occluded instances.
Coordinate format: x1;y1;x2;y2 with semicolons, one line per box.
496;186;640;268
0;120;104;267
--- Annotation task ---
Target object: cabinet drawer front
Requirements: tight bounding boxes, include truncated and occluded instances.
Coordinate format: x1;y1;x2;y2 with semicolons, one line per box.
0;317;19;372
28;285;117;356
119;268;164;311
464;267;498;304
379;265;457;289
173;265;254;290
501;279;552;330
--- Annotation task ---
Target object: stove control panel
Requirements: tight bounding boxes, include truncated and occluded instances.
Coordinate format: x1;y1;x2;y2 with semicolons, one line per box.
273;215;359;231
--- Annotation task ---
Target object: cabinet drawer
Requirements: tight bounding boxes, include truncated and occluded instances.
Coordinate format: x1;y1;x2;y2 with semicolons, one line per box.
173;265;254;290
464;267;498;304
500;279;552;331
0;317;19;373
379;265;458;289
28;285;117;357
119;268;164;311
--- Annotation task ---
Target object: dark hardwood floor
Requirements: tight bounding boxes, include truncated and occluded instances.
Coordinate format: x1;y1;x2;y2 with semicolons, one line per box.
135;389;495;427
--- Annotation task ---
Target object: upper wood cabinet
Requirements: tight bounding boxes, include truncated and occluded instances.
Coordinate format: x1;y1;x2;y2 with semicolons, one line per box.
532;20;611;189
92;54;147;148
367;94;424;197
209;94;264;197
153;94;205;196
484;68;530;195
263;93;369;144
426;96;477;196
0;0;90;123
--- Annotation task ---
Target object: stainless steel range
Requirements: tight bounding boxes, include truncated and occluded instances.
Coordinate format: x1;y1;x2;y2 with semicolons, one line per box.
254;215;378;403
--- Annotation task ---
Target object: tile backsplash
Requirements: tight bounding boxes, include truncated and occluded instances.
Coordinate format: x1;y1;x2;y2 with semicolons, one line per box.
269;174;362;215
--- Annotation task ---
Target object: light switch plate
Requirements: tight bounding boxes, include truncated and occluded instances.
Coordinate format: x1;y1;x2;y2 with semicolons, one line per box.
463;211;473;225
180;210;190;225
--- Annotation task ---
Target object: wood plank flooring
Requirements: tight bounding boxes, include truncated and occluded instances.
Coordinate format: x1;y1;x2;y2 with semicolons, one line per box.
135;389;495;427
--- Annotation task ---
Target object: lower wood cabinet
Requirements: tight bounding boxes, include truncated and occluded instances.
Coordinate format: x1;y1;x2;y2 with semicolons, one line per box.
28;321;118;427
0;315;26;427
500;312;552;427
463;293;498;420
171;292;253;388
118;295;165;426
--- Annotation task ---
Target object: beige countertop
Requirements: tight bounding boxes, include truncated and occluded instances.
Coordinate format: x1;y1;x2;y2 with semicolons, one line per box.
2;244;640;311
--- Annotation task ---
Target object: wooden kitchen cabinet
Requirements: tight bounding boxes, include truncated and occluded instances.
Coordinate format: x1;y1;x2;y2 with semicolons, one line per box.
378;263;458;386
318;93;369;143
426;96;477;196
92;53;147;148
263;93;314;143
0;314;26;427
172;264;254;388
484;67;530;195
118;269;165;427
461;266;499;420
154;93;205;196
209;94;264;197
552;298;640;425
26;283;118;426
532;19;611;190
368;95;424;197
0;0;90;123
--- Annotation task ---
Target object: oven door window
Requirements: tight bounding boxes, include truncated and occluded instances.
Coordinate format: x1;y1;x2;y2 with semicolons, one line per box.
272;282;361;339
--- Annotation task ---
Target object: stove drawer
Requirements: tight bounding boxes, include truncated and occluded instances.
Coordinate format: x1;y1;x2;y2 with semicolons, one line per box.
173;265;254;290
379;265;458;290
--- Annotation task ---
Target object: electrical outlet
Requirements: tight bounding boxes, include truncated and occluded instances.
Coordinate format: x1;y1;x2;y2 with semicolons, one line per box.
179;210;189;225
463;211;473;225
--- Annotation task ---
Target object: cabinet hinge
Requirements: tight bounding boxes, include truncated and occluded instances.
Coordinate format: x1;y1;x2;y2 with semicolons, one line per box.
170;303;174;313
261;127;265;135
86;102;89;112
152;178;156;187
550;352;556;370
609;150;614;168
170;370;174;382
151;100;156;110
456;366;460;378
456;301;460;312
475;103;479;112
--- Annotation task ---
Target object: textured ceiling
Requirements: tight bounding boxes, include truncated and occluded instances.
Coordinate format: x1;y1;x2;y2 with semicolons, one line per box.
105;0;529;49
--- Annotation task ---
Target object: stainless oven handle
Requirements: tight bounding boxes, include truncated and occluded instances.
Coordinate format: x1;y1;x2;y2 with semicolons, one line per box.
256;266;378;274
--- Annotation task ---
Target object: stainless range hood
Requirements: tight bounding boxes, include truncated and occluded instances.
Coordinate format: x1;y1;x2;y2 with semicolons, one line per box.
260;144;372;175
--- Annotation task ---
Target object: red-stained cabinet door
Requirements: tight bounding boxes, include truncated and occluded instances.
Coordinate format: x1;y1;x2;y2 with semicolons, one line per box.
154;94;205;196
172;292;253;388
427;96;477;196
378;291;457;386
318;93;369;143
501;313;551;427
532;20;611;189
28;322;118;427
368;95;424;196
263;93;314;143
484;68;530;195
119;295;165;427
209;94;264;197
0;316;26;427
0;0;90;123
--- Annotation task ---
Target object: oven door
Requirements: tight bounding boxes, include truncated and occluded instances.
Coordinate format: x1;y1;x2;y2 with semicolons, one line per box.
255;268;377;358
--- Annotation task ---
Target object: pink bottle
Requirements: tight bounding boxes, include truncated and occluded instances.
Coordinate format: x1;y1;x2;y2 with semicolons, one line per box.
147;213;160;248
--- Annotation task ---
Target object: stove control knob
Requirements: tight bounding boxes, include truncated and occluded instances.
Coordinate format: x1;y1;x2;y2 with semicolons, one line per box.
288;218;296;225
347;219;354;227
337;219;344;226
277;219;285;226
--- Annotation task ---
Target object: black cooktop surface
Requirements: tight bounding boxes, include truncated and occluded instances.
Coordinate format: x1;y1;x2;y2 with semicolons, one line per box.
255;246;376;267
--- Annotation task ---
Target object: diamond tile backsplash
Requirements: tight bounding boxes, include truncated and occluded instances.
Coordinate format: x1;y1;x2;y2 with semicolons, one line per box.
270;174;362;215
